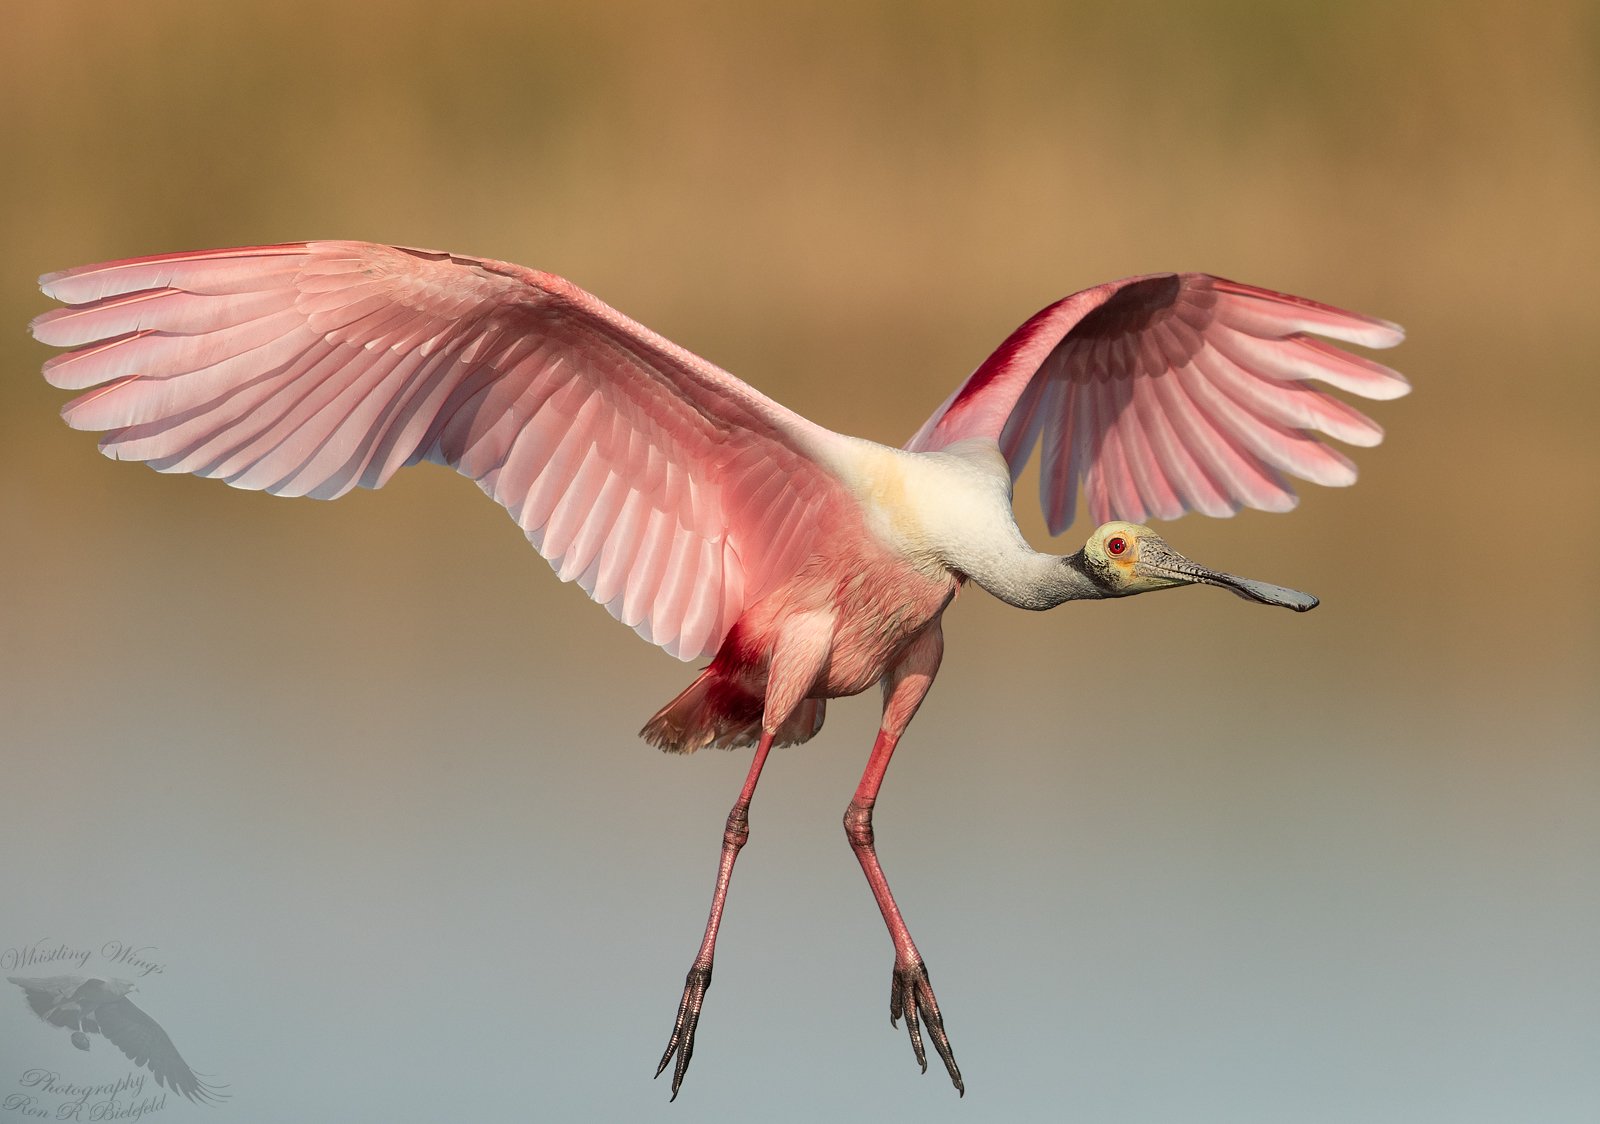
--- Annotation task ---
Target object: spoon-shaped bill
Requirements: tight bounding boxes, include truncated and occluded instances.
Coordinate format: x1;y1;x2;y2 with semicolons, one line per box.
1136;542;1320;612
1199;572;1320;611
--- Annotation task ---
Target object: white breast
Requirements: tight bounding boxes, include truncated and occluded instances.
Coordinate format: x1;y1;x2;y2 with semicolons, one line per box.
832;437;1027;576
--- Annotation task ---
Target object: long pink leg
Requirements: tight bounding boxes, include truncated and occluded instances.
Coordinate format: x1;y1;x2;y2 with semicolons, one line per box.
655;730;775;1099
656;612;833;1099
842;625;963;1094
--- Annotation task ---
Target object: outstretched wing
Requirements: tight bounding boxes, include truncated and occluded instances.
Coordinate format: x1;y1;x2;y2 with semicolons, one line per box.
906;273;1407;533
91;996;227;1104
34;242;856;660
7;975;86;1027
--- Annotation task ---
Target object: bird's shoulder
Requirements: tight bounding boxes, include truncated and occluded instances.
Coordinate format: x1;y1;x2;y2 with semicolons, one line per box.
819;437;1016;569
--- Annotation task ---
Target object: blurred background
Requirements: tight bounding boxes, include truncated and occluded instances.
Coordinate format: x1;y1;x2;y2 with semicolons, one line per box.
2;2;1595;1121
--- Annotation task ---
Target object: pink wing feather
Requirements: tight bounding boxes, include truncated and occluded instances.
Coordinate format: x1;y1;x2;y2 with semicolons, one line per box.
33;241;852;661
906;273;1407;533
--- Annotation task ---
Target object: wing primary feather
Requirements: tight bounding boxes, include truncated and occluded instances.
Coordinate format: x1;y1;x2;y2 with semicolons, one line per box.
1130;375;1228;516
1210;280;1404;348
259;334;461;498
1036;376;1077;534
1211;328;1409;400
39;244;313;304
44;305;307;390
997;376;1047;478
1063;360;1102;532
1186;352;1359;486
32;286;294;346
1159;365;1294;512
1086;376;1141;524
224;337;422;495
149;341;352;478
1195;344;1386;447
1112;378;1183;520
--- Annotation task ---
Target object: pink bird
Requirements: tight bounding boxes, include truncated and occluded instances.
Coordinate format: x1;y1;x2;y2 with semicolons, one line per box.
32;242;1406;1097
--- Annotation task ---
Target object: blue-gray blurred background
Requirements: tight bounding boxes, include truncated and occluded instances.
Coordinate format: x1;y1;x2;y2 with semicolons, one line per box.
3;3;1595;1120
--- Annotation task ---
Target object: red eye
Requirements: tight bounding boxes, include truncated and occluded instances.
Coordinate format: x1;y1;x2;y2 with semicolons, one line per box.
1106;535;1128;557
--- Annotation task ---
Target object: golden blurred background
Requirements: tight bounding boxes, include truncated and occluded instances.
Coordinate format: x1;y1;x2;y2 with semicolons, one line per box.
2;3;1595;1120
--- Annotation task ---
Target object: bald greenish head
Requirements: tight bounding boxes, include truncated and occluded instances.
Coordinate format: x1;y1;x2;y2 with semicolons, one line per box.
1075;521;1319;611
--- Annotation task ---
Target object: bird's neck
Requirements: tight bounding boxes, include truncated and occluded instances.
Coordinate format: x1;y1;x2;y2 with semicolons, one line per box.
958;540;1106;611
837;439;1107;611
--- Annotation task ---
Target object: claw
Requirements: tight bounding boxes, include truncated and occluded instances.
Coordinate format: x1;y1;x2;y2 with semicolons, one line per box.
889;961;964;1096
897;975;928;1072
655;963;712;1101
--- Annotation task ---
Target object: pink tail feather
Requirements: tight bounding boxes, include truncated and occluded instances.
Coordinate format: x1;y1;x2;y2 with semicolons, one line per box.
642;669;825;754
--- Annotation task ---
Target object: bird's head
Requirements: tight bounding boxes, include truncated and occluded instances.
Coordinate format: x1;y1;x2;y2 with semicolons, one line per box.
1075;521;1319;611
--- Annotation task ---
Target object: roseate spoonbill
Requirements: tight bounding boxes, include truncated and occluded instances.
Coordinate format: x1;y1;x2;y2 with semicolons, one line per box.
32;242;1406;1097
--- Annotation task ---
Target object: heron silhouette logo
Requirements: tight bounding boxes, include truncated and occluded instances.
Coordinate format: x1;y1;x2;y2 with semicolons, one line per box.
6;975;227;1106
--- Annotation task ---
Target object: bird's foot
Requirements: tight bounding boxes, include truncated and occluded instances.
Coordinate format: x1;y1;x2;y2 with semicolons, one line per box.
890;959;964;1095
654;962;712;1101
